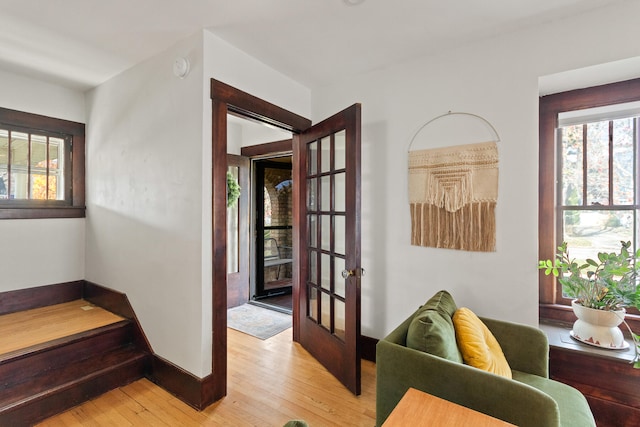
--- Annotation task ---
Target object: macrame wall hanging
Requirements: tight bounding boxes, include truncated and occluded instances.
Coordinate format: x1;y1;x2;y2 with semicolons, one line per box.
407;111;500;252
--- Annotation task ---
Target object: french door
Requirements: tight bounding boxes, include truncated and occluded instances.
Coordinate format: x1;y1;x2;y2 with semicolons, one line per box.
293;104;362;395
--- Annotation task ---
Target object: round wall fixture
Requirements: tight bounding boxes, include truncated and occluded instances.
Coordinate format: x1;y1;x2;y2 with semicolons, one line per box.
343;0;365;5
173;57;190;78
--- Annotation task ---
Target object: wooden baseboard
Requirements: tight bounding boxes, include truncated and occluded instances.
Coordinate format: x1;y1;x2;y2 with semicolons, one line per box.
82;281;152;354
148;355;221;410
361;335;378;362
0;281;83;316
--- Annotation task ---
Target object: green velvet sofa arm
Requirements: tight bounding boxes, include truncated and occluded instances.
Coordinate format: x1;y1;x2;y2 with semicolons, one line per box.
480;316;549;378
376;338;561;427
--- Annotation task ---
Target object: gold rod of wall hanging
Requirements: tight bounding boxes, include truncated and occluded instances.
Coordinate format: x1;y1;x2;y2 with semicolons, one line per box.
407;111;501;153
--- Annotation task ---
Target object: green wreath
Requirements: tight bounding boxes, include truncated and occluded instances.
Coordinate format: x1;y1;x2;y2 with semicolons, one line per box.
227;172;241;208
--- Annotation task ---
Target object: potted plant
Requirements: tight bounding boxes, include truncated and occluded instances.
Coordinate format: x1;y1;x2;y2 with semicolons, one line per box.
539;241;640;368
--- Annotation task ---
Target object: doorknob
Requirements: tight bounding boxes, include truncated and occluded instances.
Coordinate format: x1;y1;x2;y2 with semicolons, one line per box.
341;268;365;279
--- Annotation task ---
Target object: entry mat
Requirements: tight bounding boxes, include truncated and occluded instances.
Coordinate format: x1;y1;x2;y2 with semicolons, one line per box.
227;303;292;340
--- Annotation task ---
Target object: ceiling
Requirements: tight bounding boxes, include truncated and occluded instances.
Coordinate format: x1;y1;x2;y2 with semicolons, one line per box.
0;0;630;92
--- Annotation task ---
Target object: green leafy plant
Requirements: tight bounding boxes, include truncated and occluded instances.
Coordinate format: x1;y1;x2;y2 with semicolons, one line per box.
226;172;241;208
539;241;640;367
539;241;640;311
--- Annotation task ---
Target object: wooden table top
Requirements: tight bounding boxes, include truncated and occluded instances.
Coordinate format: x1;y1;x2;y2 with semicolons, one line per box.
383;388;516;427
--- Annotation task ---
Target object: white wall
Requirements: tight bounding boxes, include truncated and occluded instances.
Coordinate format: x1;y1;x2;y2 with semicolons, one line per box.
84;30;310;377
0;70;85;292
310;0;640;339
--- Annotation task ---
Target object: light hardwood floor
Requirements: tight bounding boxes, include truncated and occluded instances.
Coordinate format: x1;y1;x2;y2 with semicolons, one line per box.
36;327;377;426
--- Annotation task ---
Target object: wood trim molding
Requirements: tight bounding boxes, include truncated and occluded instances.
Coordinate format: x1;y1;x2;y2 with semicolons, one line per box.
240;138;293;158
148;355;217;410
361;335;378;362
82;281;152;353
210;80;311;133
0;281;83;315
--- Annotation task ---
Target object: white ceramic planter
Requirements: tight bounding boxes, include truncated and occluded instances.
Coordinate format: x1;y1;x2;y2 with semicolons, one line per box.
571;300;628;349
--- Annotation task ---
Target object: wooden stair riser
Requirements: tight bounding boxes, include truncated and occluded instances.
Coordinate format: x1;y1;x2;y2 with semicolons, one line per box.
0;353;148;427
0;345;150;407
0;321;133;387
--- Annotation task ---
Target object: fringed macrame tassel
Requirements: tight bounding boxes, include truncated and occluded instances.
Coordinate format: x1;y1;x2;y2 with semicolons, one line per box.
410;201;496;252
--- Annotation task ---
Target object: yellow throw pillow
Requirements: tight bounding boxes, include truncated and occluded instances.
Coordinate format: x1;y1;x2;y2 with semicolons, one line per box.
452;307;512;379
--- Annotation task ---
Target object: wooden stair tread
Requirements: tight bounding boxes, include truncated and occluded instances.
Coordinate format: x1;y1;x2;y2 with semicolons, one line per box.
0;300;125;356
0;320;131;364
0;344;149;409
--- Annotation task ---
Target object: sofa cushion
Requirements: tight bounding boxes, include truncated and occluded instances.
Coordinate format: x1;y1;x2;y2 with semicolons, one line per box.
453;307;512;378
513;370;596;427
406;290;463;363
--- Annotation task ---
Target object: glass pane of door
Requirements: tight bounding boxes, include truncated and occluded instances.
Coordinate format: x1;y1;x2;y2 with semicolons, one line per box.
305;129;350;342
256;158;293;298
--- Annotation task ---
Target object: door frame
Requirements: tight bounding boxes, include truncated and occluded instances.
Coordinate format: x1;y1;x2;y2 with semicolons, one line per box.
210;79;311;398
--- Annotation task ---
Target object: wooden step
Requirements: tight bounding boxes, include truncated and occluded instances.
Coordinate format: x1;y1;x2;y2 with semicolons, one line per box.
0;347;149;426
0;300;151;426
0;321;137;387
0;300;125;356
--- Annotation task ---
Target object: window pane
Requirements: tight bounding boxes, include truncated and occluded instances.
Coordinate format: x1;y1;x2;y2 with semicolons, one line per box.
309;286;317;321
335;299;345;341
49;138;63;200
0;130;8;199
321;291;331;330
321;175;331;211
562;209;634;263
321;253;331;290
308;141;317;175
561;125;583;206
335;172;346;212
320;136;331;173
586;121;609;205
334;256;346;298
612;118;635;205
335;215;345;256
335;130;346;170
307;178;317;211
308;214;317;248
321;214;331;251
30;136;47;200
309;250;317;285
11;132;29;200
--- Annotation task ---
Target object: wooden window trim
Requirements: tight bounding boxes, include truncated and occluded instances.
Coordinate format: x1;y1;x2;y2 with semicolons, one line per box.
539;78;640;330
0;108;85;219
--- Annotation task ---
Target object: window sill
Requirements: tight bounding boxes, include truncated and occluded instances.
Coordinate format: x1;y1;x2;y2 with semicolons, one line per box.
540;303;640;334
0;206;85;220
540;319;637;364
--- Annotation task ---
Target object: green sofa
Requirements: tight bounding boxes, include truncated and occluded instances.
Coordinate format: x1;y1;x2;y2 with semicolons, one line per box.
376;291;595;427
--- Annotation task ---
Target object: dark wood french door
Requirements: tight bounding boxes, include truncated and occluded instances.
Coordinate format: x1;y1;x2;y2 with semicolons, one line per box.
293;103;362;395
